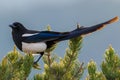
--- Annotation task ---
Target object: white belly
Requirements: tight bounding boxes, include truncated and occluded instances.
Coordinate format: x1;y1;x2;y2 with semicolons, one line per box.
22;42;47;53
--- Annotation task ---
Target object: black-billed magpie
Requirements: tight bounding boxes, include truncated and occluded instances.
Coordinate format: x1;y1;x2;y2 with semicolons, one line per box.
9;16;119;64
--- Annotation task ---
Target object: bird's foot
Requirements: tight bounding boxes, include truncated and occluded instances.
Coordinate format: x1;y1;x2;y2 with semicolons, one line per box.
33;61;41;69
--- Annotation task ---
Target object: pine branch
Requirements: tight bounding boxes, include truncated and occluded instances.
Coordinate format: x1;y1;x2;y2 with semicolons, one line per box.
0;46;34;80
86;60;106;80
101;45;120;80
71;62;84;80
57;36;84;80
86;45;120;80
34;35;84;80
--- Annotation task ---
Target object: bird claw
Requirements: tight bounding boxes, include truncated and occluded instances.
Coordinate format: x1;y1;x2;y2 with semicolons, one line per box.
33;62;41;70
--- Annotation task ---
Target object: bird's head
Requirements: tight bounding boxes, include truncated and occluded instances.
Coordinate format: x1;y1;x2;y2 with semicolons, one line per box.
9;22;27;32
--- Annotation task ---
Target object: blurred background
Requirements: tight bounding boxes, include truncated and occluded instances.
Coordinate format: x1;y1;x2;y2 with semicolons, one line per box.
0;0;120;79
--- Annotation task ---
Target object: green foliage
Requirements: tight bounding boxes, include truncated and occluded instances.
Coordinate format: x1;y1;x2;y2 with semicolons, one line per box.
86;60;106;80
86;46;120;80
101;46;120;80
0;46;34;80
34;36;84;80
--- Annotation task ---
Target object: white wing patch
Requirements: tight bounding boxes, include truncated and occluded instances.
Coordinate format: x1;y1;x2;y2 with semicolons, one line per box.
22;42;47;53
22;33;39;37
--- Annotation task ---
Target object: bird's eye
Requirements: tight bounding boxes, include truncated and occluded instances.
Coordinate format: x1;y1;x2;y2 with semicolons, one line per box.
11;22;25;31
12;22;22;30
13;22;20;26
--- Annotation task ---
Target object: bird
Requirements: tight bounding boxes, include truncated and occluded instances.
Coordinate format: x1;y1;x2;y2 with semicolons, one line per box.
9;16;119;64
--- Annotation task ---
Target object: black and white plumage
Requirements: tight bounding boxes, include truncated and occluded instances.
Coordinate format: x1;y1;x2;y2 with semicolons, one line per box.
9;16;119;64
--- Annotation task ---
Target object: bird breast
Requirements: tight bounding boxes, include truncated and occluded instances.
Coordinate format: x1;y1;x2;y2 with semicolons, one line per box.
22;42;47;53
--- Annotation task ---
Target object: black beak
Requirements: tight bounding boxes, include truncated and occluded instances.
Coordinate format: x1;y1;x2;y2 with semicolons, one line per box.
9;25;14;29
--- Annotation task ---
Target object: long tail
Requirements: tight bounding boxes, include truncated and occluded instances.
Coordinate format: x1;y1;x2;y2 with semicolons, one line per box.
57;16;119;41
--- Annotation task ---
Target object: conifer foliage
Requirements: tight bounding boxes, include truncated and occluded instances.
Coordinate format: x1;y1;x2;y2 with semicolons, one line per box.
34;36;84;80
0;46;34;80
86;46;120;80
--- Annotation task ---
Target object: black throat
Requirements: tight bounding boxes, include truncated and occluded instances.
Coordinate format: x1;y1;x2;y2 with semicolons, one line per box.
12;31;25;51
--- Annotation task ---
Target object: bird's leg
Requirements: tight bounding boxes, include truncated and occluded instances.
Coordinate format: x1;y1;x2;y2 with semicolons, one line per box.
34;52;44;64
